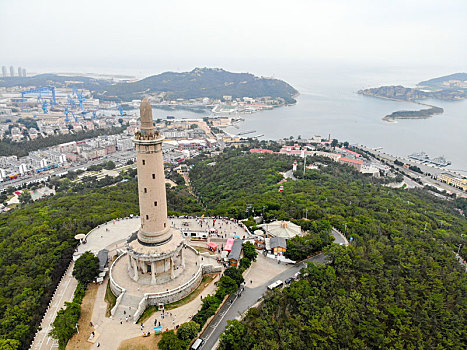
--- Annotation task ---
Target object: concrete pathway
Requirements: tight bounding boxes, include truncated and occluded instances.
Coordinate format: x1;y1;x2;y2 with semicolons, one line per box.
88;275;220;349
30;263;78;350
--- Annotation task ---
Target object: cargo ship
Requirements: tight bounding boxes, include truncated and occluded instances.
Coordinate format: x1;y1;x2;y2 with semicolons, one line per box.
408;152;451;167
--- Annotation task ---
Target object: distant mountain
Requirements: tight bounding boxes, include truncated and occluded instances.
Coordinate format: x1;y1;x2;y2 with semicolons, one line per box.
0;68;298;104
358;73;467;101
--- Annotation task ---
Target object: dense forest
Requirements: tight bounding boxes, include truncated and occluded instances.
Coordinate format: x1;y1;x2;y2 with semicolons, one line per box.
0;176;200;349
1;147;466;349
187;150;467;349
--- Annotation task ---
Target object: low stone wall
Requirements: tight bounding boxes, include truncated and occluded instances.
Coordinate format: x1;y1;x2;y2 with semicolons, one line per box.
133;265;203;321
202;264;223;274
109;253;126;298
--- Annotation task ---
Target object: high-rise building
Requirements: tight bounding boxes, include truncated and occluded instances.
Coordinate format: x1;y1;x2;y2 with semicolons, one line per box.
1;66;6;77
9;66;14;77
18;67;22;77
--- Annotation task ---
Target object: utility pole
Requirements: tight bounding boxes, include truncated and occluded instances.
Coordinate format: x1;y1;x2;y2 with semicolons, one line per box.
305;208;308;220
457;244;463;255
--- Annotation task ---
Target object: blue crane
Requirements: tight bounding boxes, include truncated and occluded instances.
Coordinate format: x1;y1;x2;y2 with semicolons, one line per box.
67;95;76;109
22;86;56;105
76;91;86;111
118;104;125;118
41;100;49;114
64;106;70;122
92;111;97;119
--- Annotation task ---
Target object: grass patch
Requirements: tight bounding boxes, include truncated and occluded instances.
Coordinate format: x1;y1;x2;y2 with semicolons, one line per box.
104;280;117;317
194;246;215;254
66;283;99;350
118;333;161;350
137;274;217;323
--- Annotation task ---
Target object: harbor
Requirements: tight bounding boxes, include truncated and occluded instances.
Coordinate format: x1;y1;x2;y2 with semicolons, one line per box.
408;152;451;167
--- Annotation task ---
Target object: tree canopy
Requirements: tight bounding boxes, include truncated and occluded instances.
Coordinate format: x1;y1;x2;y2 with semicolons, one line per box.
72;252;99;284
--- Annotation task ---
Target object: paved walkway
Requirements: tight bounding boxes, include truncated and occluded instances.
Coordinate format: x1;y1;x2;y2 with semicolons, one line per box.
88;275;220;349
30;263;78;350
170;217;251;240
77;217;140;256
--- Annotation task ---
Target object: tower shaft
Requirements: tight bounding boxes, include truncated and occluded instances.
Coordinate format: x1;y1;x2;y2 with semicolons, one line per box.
134;99;171;245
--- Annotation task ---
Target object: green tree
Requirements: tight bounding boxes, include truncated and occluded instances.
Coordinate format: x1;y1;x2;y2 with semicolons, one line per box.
223;267;244;286
219;319;247;350
0;339;20;350
18;191;32;205
49;302;81;349
239;257;251;270
158;330;187;350
216;276;238;299
103;160;116;170
72;252;99;284
177;321;200;341
242;241;257;261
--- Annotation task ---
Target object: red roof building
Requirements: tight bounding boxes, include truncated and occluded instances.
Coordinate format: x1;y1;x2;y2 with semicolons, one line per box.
339;157;363;171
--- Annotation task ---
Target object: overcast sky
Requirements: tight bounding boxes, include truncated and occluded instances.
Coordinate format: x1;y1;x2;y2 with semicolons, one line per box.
0;0;465;77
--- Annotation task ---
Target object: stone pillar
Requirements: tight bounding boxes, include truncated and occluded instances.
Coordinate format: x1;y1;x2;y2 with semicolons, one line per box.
165;258;170;272
151;261;156;284
133;257;139;281
127;254;132;273
181;250;185;268
170;257;175;279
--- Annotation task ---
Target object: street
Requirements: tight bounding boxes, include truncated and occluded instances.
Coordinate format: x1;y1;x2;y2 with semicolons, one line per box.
199;254;327;350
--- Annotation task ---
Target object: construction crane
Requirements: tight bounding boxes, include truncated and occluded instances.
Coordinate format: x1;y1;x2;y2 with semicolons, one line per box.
41;100;49;114
21;86;56;105
92;111;97;119
76;91;86;111
67;95;76;109
118;104;125;118
64;106;70;122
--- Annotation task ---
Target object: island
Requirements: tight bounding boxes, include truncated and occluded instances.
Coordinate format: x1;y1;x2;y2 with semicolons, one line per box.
382;106;444;122
358;72;466;121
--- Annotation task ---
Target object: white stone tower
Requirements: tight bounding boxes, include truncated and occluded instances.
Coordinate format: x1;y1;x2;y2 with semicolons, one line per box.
126;98;185;285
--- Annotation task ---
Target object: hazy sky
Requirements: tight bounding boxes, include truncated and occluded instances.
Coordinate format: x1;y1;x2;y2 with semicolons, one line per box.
0;0;465;77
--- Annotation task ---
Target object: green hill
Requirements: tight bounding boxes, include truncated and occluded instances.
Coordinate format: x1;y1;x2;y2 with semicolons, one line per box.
0;68;298;104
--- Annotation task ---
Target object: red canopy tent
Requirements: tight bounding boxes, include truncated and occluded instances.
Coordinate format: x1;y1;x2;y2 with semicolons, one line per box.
207;242;219;250
224;238;234;251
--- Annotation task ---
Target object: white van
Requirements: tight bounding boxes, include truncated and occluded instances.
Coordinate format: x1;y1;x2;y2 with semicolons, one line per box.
191;338;204;350
267;280;283;290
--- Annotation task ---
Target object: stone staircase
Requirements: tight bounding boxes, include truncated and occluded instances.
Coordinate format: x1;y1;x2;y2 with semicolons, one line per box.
113;293;142;320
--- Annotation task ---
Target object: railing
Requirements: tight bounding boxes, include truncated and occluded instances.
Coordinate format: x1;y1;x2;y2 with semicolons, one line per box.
132;245;203;321
109;252;127;317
